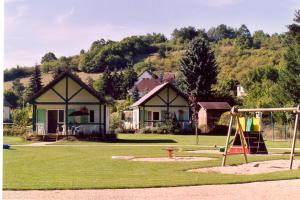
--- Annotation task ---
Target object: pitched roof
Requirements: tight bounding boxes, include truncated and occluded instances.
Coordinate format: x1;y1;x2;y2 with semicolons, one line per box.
29;71;106;103
138;69;154;77
135;79;162;93
198;102;231;110
4;99;12;107
130;82;187;108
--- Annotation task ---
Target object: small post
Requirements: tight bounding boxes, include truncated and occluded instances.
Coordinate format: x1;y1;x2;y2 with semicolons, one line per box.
271;112;275;141
237;117;248;163
196;121;199;145
289;105;299;170
222;108;235;167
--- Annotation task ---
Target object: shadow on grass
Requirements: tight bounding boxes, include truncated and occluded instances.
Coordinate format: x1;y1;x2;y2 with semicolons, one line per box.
116;139;177;143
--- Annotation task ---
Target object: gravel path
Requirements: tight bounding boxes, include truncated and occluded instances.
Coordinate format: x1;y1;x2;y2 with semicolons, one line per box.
4;179;300;200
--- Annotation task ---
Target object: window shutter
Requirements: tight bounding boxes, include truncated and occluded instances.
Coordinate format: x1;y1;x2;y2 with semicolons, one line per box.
37;109;46;123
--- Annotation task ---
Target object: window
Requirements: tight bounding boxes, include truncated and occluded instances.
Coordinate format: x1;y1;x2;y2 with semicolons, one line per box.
153;112;159;121
90;110;95;123
58;110;64;123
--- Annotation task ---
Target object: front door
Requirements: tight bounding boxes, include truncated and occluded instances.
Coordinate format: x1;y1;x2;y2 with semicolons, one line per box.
48;110;58;133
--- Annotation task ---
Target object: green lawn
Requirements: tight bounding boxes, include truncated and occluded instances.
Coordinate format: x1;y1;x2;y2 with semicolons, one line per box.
53;133;300;149
3;136;33;145
3;134;300;190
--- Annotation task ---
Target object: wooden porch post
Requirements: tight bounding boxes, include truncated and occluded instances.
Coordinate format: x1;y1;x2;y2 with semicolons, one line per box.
167;87;170;116
289;105;299;169
99;104;103;137
143;106;145;128
65;76;69;137
103;104;106;134
32;104;37;132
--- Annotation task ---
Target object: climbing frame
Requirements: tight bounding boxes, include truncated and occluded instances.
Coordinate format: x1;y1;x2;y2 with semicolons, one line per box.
222;105;300;170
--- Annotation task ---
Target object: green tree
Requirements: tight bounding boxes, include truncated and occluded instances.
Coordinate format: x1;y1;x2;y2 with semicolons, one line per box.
158;45;166;58
100;67;113;96
12;78;25;97
4;90;19;108
281;10;300;104
207;24;236;41
172;26;199;43
180;37;217;134
252;30;270;48
123;66;138;90
236;24;253;48
41;52;57;64
132;86;139;102
26;65;43;101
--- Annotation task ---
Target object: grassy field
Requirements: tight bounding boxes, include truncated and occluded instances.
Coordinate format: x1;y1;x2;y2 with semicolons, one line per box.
53;133;300;148
3;134;300;190
3;136;33;145
4;72;101;90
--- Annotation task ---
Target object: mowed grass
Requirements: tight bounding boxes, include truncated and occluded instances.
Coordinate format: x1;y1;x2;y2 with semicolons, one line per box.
54;134;226;146
3;134;300;190
3;136;33;145
54;133;300;149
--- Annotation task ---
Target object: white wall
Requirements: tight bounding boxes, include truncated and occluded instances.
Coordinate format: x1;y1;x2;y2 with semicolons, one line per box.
132;107;140;129
36;104;109;134
3;106;10;121
135;71;153;85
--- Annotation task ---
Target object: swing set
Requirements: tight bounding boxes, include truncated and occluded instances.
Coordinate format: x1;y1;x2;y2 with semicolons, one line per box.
222;105;300;169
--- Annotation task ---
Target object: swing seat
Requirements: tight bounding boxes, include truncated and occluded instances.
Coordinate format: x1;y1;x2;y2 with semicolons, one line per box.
229;146;250;154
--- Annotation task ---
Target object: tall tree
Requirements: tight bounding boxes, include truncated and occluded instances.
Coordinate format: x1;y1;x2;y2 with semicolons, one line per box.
180;37;217;139
101;67;113;96
281;10;300;104
12;78;25;97
123;66;137;89
236;24;253;48
132;86;139;102
41;52;57;63
207;24;236;41
27;65;43;100
4;90;19;108
11;78;25;107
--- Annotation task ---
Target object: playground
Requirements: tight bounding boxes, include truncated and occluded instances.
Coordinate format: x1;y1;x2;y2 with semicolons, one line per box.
3;105;300;191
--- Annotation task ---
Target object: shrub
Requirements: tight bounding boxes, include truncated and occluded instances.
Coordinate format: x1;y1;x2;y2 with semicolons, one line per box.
12;108;31;126
109;112;121;130
218;111;232;126
3;125;27;136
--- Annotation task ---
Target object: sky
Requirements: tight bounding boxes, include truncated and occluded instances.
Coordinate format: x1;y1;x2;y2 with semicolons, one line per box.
4;0;300;68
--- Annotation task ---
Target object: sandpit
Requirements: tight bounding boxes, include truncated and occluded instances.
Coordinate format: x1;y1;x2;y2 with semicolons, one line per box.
188;159;300;175
112;156;216;162
185;149;284;156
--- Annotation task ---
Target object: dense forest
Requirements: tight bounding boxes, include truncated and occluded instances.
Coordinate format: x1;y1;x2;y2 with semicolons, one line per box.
4;10;300;123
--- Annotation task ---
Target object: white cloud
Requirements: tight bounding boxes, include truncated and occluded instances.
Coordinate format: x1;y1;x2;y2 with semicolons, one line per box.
56;7;75;25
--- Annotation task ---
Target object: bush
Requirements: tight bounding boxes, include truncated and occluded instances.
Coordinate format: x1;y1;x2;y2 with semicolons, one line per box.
109;112;121;130
3;125;27;136
138;128;152;134
114;128;123;134
12;108;31;126
218;111;232;126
